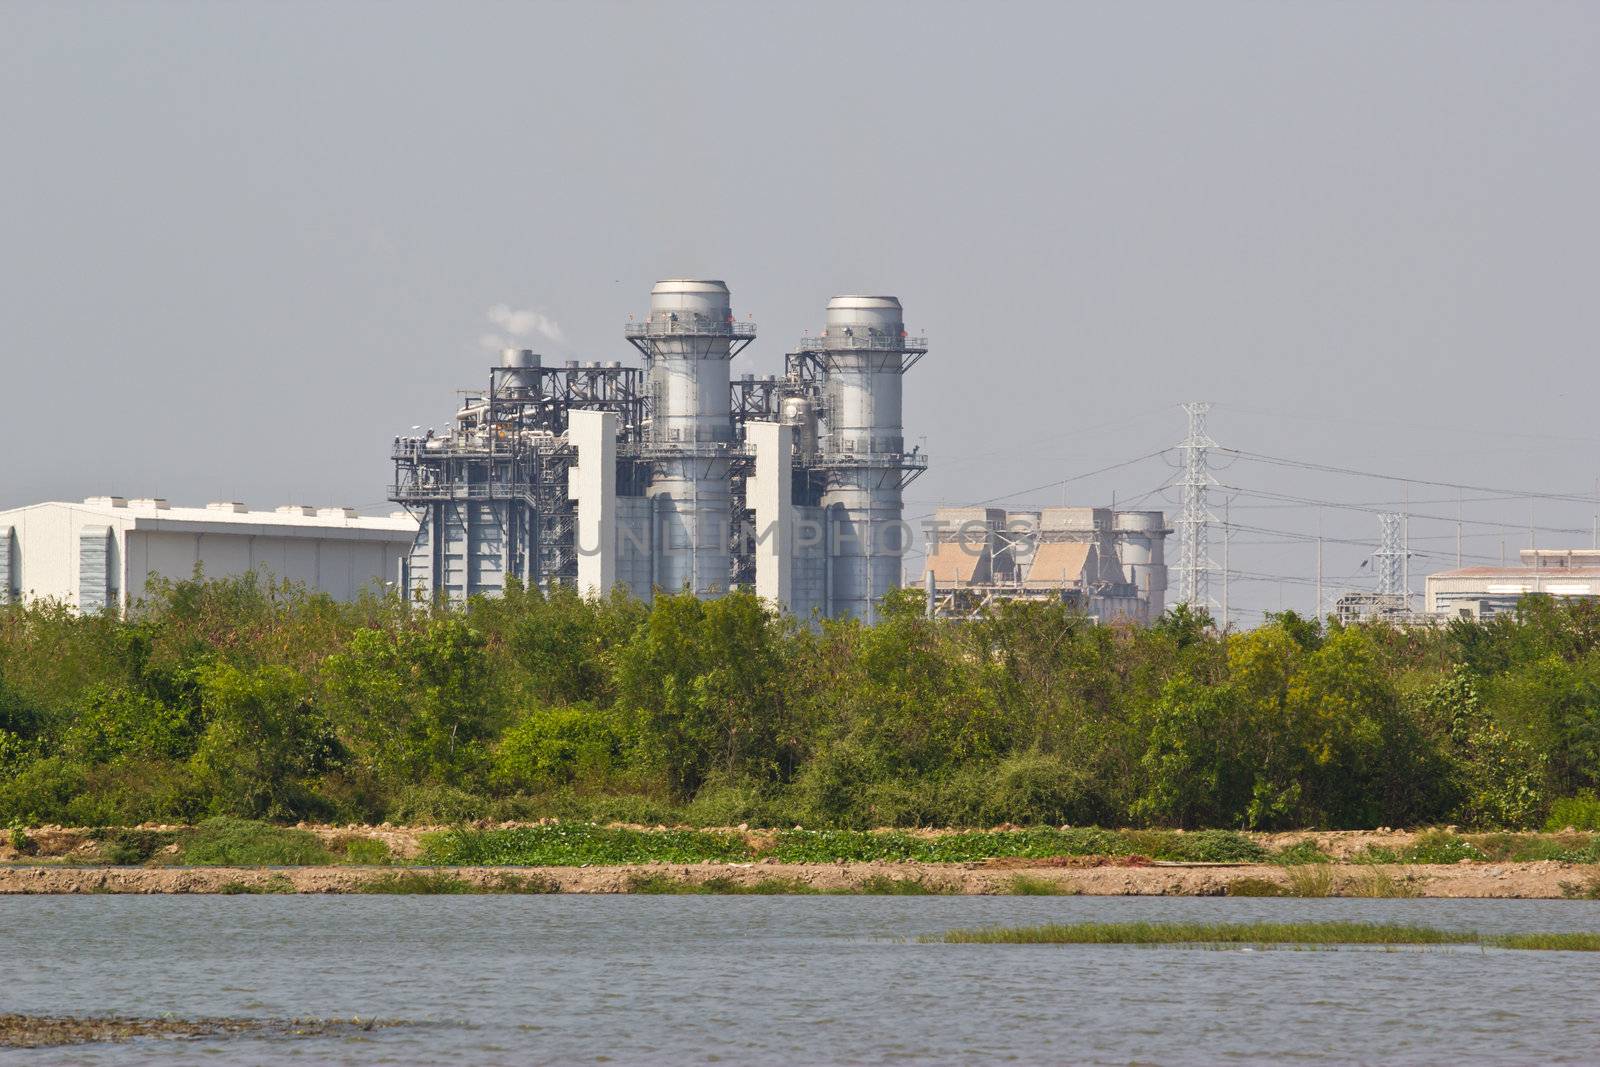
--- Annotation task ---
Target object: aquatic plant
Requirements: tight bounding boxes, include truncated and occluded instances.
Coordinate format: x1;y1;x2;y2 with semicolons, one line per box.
419;824;749;866
929;921;1600;950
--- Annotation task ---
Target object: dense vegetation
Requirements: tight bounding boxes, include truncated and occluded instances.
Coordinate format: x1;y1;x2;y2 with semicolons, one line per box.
2;572;1599;831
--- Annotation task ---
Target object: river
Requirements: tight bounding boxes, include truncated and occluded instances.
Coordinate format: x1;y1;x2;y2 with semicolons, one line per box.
3;895;1598;1064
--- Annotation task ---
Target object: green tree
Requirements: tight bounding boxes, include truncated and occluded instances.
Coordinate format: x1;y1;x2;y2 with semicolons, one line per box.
612;591;790;798
191;662;342;819
321;616;497;785
60;684;199;765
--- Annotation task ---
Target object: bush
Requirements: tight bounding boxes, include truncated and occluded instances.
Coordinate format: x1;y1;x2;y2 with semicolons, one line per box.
0;757;85;823
489;705;622;792
1547;792;1600;832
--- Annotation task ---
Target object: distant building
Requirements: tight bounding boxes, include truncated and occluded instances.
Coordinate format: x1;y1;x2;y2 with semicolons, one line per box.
0;498;417;612
1425;549;1600;620
923;506;1168;623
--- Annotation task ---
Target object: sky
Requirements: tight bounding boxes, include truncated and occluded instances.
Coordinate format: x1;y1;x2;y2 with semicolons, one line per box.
3;0;1598;622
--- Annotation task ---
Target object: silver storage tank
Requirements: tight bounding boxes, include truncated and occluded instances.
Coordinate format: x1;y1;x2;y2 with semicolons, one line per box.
627;279;748;597
500;348;541;393
1113;510;1169;615
817;295;911;622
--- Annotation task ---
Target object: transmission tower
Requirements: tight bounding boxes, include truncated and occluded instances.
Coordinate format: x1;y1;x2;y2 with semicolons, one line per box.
1172;402;1222;616
1374;512;1403;598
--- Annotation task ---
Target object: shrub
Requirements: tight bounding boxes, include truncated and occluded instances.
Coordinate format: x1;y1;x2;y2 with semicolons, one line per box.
1546;792;1600;832
489;705;622;792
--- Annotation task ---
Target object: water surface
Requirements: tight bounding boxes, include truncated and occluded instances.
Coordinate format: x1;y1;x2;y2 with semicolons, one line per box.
3;895;1598;1064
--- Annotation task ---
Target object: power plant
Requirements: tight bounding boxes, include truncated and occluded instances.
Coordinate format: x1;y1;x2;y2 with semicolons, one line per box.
923;506;1170;623
390;279;927;620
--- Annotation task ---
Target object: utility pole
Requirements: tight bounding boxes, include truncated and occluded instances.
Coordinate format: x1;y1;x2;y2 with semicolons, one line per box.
1376;513;1402;599
1221;496;1231;629
1316;520;1324;622
1402;485;1410;613
1457;491;1463;568
1172;402;1221;616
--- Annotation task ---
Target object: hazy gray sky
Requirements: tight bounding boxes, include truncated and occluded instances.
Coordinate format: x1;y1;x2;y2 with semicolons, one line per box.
4;1;1597;620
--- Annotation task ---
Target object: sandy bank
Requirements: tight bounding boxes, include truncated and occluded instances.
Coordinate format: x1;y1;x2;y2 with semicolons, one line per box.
0;859;1593;897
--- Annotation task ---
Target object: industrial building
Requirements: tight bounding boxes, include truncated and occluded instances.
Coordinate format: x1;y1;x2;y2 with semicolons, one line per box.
1425;549;1600;620
0;498;417;612
922;506;1169;623
390;279;926;620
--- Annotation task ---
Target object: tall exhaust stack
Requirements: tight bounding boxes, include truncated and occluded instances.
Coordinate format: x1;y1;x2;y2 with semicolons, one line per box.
808;295;926;622
626;279;755;596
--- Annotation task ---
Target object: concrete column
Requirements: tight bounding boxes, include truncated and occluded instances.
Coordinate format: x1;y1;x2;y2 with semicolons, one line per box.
747;420;793;610
568;409;618;598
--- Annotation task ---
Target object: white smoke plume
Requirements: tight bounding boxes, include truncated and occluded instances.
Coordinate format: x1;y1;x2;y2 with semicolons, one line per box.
480;303;564;351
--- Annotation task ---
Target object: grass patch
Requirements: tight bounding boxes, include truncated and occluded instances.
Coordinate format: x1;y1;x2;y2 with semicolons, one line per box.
418;824;748;866
1005;874;1078;896
625;873;821;895
1346;867;1422;898
1285;864;1335;898
218;875;295;894
857;874;957;895
1493;932;1600;951
1268;840;1331;866
332;836;392;865
179;819;333;866
355;871;558;894
1400;830;1487;865
1226;877;1287;897
929;921;1600;951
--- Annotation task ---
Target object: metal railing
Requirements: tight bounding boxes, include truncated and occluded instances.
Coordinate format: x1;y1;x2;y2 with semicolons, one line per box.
794;333;927;352
624;319;757;339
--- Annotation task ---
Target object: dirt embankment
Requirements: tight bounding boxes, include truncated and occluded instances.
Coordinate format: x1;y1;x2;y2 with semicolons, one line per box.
0;859;1593;898
2;823;1596;897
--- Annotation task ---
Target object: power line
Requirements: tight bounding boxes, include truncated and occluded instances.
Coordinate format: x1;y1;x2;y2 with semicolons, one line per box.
1218;448;1600;505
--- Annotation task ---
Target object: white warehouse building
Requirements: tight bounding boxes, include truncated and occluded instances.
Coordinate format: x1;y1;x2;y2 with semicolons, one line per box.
0;497;418;612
